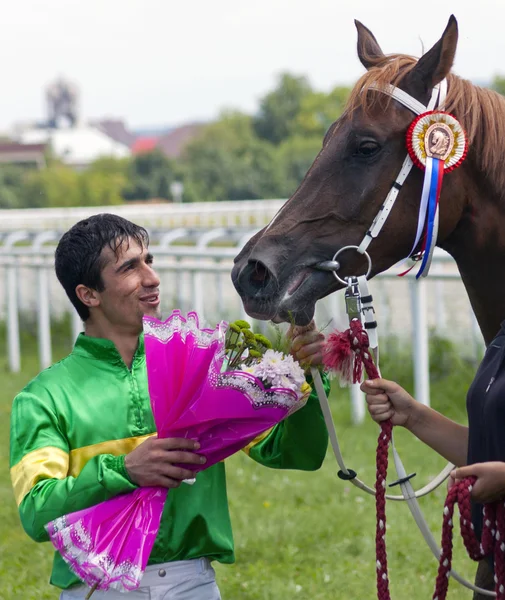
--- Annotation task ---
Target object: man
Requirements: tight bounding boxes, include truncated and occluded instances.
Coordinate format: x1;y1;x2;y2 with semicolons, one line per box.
9;213;330;599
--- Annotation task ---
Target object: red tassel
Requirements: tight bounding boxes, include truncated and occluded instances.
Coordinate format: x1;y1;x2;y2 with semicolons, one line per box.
322;328;355;386
323;320;372;386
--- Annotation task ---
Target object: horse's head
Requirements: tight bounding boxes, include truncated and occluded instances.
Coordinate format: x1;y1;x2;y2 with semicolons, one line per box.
232;16;468;325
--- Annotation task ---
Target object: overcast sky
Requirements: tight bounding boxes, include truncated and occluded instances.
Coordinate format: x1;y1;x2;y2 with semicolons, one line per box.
2;0;504;131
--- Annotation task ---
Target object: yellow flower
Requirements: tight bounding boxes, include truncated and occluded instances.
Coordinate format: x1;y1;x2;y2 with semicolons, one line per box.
300;381;312;396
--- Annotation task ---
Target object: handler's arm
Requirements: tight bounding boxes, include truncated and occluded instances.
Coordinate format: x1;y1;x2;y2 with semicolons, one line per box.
407;403;469;467
362;378;469;467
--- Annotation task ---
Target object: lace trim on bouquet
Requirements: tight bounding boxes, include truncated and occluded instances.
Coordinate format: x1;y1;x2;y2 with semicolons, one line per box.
47;516;142;592
211;369;307;416
143;310;226;348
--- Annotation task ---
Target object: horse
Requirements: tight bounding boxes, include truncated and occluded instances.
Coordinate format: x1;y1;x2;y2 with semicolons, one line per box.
231;15;505;349
231;14;505;597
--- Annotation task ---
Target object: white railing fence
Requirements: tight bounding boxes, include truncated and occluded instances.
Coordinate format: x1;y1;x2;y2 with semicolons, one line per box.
0;199;286;233
0;228;484;424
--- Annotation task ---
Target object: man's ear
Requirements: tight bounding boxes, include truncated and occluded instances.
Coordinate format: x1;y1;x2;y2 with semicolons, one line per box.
75;284;101;309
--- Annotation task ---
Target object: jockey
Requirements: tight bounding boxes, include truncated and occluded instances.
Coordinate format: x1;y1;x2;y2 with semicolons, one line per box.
9;213;330;599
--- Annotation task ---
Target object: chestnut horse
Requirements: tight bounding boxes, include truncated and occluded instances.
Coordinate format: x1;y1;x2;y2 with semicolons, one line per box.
232;15;505;349
232;15;505;596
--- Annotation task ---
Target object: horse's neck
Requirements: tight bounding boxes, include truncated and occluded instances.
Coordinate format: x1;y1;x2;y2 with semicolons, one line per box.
441;181;505;346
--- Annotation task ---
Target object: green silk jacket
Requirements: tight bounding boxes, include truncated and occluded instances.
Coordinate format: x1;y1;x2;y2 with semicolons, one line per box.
9;332;330;590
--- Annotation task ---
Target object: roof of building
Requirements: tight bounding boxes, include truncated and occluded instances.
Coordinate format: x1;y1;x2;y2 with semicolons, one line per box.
92;119;137;147
18;126;130;166
0;142;47;165
131;136;158;154
155;123;204;158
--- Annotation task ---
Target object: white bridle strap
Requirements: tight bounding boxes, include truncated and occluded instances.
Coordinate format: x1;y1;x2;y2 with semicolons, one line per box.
376;83;427;115
370;82;441;116
357;155;415;254
357;81;445;260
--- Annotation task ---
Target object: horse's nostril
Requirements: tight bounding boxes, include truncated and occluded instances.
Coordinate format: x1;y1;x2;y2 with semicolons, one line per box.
237;260;276;295
249;261;270;284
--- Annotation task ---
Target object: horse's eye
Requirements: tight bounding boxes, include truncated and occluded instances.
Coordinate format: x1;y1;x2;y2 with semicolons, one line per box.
356;141;381;157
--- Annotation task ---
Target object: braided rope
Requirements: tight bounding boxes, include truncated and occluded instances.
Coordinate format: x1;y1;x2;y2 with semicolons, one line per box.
340;319;393;599
432;478;505;600
340;318;505;600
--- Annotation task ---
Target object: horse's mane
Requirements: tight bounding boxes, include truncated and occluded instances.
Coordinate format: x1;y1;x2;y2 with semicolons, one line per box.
344;53;505;197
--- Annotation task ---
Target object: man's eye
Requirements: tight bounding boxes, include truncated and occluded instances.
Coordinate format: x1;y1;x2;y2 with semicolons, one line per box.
356;141;381;157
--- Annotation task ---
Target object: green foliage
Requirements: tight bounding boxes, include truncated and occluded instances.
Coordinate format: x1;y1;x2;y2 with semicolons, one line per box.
292;86;351;139
491;75;505;96
21;161;126;208
276;135;323;196
0;165;30;208
122;149;178;201
180;77;351;202
180;112;284;202
253;73;313;145
22;163;81;207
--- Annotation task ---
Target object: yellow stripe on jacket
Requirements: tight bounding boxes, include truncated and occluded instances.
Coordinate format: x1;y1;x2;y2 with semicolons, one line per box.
10;433;155;506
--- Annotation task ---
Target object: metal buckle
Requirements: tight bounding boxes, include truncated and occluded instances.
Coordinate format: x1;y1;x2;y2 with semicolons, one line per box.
344;276;362;321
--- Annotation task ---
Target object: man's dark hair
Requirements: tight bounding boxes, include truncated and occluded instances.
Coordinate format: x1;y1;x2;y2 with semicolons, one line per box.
55;213;149;321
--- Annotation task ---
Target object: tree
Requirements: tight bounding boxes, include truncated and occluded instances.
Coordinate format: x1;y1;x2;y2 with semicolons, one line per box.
276;136;324;197
21;164;81;208
253;73;313;145
79;170;125;206
0;165;29;208
20;159;126;208
180;111;284;202
491;75;505;96
122;149;178;201
292;86;351;139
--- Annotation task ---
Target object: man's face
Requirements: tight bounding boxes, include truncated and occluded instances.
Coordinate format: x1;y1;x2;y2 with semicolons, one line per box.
94;239;161;333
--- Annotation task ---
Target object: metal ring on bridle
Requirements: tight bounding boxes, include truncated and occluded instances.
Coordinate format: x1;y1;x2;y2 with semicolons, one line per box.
331;245;372;286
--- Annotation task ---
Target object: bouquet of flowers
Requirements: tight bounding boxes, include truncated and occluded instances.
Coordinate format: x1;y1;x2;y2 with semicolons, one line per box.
46;310;310;597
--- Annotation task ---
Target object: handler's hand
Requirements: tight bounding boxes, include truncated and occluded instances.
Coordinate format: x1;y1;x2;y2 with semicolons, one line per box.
360;378;417;428
287;320;325;367
125;437;206;489
450;462;505;503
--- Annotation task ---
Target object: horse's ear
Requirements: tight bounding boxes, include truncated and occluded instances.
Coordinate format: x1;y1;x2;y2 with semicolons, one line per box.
355;20;385;70
411;15;458;88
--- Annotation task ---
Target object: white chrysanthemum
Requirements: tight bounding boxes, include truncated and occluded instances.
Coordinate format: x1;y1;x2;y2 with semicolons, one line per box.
271;374;299;392
246;349;306;393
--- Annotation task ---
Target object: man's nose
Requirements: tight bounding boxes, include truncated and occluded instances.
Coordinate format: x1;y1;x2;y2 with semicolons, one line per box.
144;265;160;288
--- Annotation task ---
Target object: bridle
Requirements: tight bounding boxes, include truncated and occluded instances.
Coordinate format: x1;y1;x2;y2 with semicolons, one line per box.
311;79;493;596
318;78;449;282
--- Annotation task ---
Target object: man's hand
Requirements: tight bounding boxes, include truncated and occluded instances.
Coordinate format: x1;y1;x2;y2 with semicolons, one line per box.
125;437;206;489
451;462;505;503
287;320;325;367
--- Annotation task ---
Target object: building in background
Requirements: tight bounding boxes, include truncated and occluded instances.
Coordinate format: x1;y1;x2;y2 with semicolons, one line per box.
131;122;204;158
0;142;47;168
4;76;206;170
17;126;130;170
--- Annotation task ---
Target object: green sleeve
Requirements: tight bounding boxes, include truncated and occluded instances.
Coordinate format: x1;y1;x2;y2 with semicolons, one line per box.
10;390;137;543
246;369;330;470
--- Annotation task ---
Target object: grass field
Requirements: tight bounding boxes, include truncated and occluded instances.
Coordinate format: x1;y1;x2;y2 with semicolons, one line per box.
0;329;481;599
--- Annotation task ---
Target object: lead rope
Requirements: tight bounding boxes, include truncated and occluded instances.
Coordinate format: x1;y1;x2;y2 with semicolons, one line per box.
433;479;505;600
331;317;393;599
